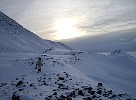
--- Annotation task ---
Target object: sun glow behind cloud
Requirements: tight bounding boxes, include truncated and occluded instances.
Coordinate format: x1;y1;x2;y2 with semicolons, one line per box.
0;0;136;40
54;18;83;40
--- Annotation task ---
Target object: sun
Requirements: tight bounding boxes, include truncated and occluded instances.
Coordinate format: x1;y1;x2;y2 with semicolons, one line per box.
55;18;81;40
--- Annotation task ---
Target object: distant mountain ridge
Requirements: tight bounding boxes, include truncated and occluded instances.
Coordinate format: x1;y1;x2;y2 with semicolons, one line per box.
62;29;136;52
0;11;70;53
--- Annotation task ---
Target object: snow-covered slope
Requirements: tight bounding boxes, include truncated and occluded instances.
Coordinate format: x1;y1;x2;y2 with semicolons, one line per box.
61;29;136;52
0;50;136;100
0;12;136;100
0;11;70;53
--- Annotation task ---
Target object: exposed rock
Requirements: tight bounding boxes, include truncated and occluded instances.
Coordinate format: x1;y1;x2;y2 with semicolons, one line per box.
110;95;117;99
97;90;102;95
12;92;20;100
58;77;64;80
29;84;33;87
90;91;95;95
98;83;103;87
19;89;23;91
78;90;84;96
66;95;72;100
16;81;23;87
92;95;96;99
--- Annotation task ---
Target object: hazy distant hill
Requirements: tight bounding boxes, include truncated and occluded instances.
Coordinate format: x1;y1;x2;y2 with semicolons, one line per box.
62;29;136;52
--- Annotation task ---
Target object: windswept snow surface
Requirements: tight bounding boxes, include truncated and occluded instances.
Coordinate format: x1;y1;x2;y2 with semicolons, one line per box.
0;50;136;99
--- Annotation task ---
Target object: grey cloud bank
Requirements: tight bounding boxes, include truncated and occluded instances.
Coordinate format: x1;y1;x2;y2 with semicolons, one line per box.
0;0;136;40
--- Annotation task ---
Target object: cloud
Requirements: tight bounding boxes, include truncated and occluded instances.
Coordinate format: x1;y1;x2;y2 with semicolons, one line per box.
0;0;136;40
75;0;136;35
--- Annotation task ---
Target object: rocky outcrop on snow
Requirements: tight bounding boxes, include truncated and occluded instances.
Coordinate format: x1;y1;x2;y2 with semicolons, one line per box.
1;71;134;100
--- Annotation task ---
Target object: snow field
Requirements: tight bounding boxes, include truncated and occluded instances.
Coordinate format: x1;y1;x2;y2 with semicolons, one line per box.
0;50;136;99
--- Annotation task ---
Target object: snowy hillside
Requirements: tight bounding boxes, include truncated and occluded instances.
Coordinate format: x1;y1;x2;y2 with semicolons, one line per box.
61;29;136;52
0;11;70;53
0;50;136;100
0;12;136;100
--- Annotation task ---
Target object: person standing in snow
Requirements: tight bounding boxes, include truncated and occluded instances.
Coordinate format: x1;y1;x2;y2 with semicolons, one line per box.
35;57;43;73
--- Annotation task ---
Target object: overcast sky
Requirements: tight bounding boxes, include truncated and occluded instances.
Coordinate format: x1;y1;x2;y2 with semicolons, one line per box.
0;0;136;40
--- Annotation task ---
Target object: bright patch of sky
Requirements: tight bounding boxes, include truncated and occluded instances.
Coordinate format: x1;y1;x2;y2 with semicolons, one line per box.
0;0;136;40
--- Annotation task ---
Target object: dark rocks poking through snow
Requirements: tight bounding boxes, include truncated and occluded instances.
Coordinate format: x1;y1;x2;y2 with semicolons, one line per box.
0;82;7;87
16;81;23;87
42;48;53;53
16;54;80;67
111;49;122;55
45;83;133;100
98;83;103;87
58;77;65;80
12;92;20;100
0;71;135;100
